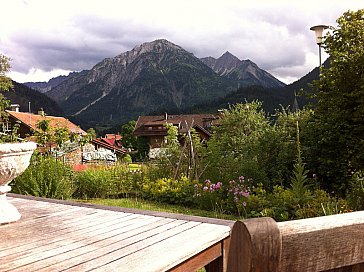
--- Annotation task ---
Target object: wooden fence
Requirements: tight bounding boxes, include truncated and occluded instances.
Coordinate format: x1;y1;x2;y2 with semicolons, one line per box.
226;211;364;272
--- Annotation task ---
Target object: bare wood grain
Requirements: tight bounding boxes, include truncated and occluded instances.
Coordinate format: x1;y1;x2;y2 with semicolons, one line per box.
61;221;201;272
7;217;175;272
2;196;232;272
9;193;235;227
226;217;282;272
0;214;152;271
278;211;364;271
90;223;230;272
171;242;222;272
1;209;136;254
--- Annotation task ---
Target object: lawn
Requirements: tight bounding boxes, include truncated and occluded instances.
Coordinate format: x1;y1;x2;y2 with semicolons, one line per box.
79;197;238;221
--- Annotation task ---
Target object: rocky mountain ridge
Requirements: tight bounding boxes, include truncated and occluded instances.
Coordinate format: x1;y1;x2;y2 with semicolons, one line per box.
200;51;285;88
23;72;77;93
46;39;235;128
24;39;287;129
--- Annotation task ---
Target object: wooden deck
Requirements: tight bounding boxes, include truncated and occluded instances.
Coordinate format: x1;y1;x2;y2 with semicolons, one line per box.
1;194;233;272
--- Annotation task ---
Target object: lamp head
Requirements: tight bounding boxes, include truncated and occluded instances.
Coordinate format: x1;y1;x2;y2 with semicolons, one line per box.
310;25;329;45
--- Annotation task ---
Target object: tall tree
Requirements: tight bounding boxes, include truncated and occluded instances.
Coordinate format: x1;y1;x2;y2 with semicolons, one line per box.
0;54;12;92
0;54;12;124
305;9;364;193
120;120;138;149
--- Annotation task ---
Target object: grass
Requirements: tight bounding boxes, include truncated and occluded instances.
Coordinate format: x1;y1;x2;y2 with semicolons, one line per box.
78;197;238;221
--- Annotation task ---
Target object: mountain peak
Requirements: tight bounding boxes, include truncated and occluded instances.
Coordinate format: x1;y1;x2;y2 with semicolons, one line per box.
134;39;184;54
216;51;241;71
220;51;240;62
201;52;285;88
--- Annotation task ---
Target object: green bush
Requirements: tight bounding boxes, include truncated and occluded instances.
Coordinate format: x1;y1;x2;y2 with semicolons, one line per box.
113;163;144;197
194;176;251;217
73;164;144;199
121;154;132;163
12;154;75;199
245;183;349;221
347;171;364;210
73;167;115;199
141;176;195;206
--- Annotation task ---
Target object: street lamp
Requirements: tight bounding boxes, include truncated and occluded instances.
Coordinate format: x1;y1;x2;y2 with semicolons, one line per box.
310;25;329;66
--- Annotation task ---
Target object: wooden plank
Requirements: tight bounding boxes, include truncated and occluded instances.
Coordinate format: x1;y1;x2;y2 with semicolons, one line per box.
7;202;87;223
3;196;233;272
4;216;168;272
61;221;201;272
0;212;145;265
222;237;231;272
326;262;364;272
26;218;178;272
0;209;136;252
9;193;235;227
278;211;364;271
226;212;364;272
171;242;222;272
93;223;231;272
1;207;98;235
20;219;190;272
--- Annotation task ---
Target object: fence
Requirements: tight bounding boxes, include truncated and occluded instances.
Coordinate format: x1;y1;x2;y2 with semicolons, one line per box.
226;211;364;271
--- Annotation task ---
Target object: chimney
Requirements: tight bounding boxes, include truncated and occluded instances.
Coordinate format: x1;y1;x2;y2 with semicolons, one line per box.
10;104;20;112
38;108;45;117
164;112;168;120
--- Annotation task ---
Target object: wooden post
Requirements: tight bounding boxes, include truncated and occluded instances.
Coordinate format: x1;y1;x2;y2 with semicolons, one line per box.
225;211;364;271
226;217;282;272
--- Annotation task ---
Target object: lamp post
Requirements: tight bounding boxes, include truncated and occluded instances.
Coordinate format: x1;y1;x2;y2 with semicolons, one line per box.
310;25;329;66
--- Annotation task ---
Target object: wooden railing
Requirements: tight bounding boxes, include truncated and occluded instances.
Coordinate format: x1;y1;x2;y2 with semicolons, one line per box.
226;211;364;272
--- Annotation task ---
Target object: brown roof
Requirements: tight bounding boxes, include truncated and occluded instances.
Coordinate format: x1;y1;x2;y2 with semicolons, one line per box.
91;138;126;155
133;113;218;136
6;110;86;135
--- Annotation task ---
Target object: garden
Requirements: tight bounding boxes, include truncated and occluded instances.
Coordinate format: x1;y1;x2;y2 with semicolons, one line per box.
3;10;364;222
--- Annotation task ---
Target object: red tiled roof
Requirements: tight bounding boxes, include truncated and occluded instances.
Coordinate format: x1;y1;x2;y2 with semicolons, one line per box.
6;110;86;135
103;138;115;146
105;134;122;141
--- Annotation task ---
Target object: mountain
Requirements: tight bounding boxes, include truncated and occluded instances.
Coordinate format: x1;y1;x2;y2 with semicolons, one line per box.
23;73;77;93
36;39;289;130
183;61;325;116
47;39;235;128
200;51;286;88
3;81;63;116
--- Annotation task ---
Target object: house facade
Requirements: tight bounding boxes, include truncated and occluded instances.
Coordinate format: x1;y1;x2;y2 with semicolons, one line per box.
133;113;218;157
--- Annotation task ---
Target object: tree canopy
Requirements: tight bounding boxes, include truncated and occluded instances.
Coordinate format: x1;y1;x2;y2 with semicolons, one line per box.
0;54;12;92
305;9;364;193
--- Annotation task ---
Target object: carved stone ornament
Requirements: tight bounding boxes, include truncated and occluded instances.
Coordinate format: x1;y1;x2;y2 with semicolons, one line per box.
0;142;36;224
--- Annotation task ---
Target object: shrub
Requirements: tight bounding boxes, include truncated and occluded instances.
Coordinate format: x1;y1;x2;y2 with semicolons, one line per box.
121;154;132;163
73;164;144;199
347;171;364;210
194;176;251;217
73;167;115;199
12;154;75;199
245;183;349;221
113;163;144;197
141;176;195;206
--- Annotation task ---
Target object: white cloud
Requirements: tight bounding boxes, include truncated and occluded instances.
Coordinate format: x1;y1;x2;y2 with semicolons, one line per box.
1;0;362;83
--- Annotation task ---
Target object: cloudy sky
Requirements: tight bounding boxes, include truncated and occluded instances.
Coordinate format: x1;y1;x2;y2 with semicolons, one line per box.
1;0;362;84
